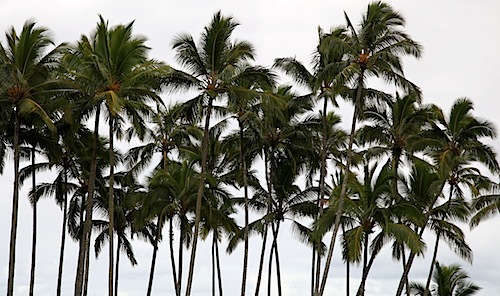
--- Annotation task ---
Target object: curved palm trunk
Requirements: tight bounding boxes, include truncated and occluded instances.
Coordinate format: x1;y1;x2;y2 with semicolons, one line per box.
318;73;365;296
146;216;162;296
423;232;440;296
185;96;214;296
178;219;186;296
239;119;250;296
7;111;21;296
57;165;69;296
108;117;115;296
401;246;410;296
29;147;37;296
75;108;101;296
215;237;223;296
254;151;271;296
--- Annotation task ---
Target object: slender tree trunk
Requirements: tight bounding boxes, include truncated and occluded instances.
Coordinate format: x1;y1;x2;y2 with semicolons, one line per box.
147;216;162;296
314;95;329;293
83;230;90;296
318;73;364;296
57;165;69;296
311;248;316;296
423;232;440;296
215;237;223;296
356;234;369;296
343;224;350;296
29;147;37;296
75;108;101;296
169;218;180;296
185;96;213;296
254;151;271;296
267;225;274;296
239;118;250;296
178;219;186;296
272;221;282;296
401;246;410;296
7;111;20;296
108;117;115;296
114;236;121;296
356;234;380;296
212;234;216;296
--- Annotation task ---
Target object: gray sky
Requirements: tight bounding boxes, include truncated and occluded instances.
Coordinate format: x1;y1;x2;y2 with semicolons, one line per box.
1;1;500;295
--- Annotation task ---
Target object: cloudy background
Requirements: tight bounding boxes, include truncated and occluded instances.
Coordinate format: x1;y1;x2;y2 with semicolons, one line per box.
1;0;500;295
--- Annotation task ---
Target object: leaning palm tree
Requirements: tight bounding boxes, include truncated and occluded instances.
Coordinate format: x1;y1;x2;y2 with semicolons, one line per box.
410;262;481;296
317;3;422;294
63;16;167;296
167;11;258;296
0;20;63;296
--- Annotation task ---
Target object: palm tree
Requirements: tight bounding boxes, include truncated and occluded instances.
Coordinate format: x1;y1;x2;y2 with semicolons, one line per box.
317;3;422;294
274;27;350;291
168;11;258;296
357;91;432;295
0;20;63;296
396;98;499;296
124;103;200;296
410;262;481;296
146;159;200;296
63;16;167;296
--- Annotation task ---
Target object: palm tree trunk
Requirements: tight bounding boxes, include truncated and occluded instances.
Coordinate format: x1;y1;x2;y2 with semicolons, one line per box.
169;218;180;296
75;108;100;296
239;119;250;296
272;221;282;296
212;234;216;296
146;216;162;296
108;117;115;296
254;217;269;296
343;224;350;296
318;73;364;296
398;244;410;296
185;96;214;296
57;165;69;296
29;147;37;296
7;110;20;296
311;247;316;296
356;234;369;296
83;230;91;296
423;232;440;296
314;95;329;293
255;151;271;296
114;236;121;296
215;237;223;296
178;219;186;296
267;227;274;296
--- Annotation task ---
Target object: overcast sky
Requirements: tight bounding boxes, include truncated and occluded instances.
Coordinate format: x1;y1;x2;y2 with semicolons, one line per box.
1;1;500;295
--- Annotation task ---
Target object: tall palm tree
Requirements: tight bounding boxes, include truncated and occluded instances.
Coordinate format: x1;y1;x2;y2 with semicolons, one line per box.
63;16;167;296
410;262;481;296
274;27;350;292
168;11;258;296
0;20;63;296
396;98;499;296
317;3;422;294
